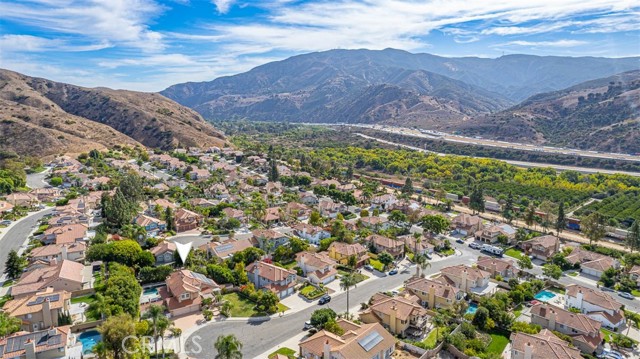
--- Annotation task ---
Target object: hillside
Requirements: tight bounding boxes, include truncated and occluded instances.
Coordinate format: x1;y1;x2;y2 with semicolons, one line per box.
0;69;227;157
162;49;639;127
458;70;640;153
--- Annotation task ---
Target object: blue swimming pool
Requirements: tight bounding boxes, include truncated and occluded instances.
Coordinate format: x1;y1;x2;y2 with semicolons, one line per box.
143;287;159;296
78;330;101;355
466;303;478;315
534;290;557;302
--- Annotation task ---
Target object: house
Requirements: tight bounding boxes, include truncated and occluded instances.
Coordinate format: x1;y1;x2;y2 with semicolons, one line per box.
476;256;516;279
298;319;396;359
565;248;620;277
11;260;86;298
293;223;330;245
521;235;561;261
530;303;603;354
0;200;14;214
29;188;62;202
150;241;177;265
404;277;462;309
451;214;483;236
174;208;203;232
299;192;319;206
629;265;640;287
28;242;86;263
200;238;254;260
42;224;88;245
0;326;76;359
328;242;369;268
2;288;71;332
510;329;582;359
164;269;220;317
359;293;429;337
296;252;337;285
188;198;217;208
189;168;211;181
565;284;625;329
364;235;404;259
265;182;283;196
246;261;297;299
263;207;283;224
5;192;39;207
397;235;434;256
360;216;391;230
474;224;516;244
318;198;346;218
252;229;290;251
222;207;245;222
370;194;398;211
134;214;166;236
285;202;312;221
438;265;491;295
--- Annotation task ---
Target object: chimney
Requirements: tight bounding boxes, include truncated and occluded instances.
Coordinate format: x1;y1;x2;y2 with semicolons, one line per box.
43;298;53;328
577;290;584;308
323;339;331;359
390;301;398;334
428;285;436;308
461;269;468;292
524;342;533;359
24;339;36;359
61;244;68;260
548;307;556;329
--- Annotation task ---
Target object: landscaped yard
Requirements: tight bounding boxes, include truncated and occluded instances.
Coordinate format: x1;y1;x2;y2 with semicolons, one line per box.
632;289;640;297
548;287;566;295
421;327;450;349
275;260;297;270
299;284;326;300
338;270;369;283
368;259;385;271
486;331;510;355
513;304;523;318
567;272;578;277
71;294;96;305
504;248;524;260
438;248;455;256
222;293;289;317
2;280;14;288
268;347;296;359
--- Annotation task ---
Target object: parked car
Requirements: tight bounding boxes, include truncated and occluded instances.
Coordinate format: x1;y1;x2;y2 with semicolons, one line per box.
391;290;399;296
318;295;331;305
303;321;314;330
469;242;481;249
0;220;11;226
388;269;398;275
456;238;465;244
601;286;615;292
364;264;374;271
618;292;634;300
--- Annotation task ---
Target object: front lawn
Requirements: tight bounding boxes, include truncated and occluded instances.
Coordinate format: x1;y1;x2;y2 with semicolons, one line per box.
632;289;640;297
438;248;455;256
567;272;578;277
504;248;524;260
299;284;326;300
269;347;296;359
486;331;510;355
221;293;289;317
338;270;369;283
368;259;385;271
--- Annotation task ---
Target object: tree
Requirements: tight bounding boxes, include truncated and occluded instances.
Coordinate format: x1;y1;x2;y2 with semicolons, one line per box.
98;313;138;359
401;177;413;196
626;220;640;253
268;160;279;182
165;207;174;232
310;308;337;329
377;252;394;270
469;186;485;214
0;312;21;338
432;313;447;340
388;210;407;227
555;202;567;235
214;334;243;359
525;204;536;230
582;212;607;247
309;210;323;226
421;214;450;234
144;304;165;356
324;319;345;335
340;272;358;316
472;307;492;331
502;192;515;223
414;253;431;277
600;267;617;288
4;249;26;279
360;209;369;217
517;255;533;270
49;176;63;187
256;291;279;314
542;264;562;280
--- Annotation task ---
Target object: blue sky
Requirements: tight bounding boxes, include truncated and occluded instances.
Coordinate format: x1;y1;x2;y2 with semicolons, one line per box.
1;0;638;92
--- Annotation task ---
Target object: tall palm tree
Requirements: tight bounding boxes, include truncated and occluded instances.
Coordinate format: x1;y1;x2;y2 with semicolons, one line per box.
88;293;109;320
414;253;431;277
214;334;243;359
156;317;171;359
143;304;165;357
431;313;446;341
340;272;358;316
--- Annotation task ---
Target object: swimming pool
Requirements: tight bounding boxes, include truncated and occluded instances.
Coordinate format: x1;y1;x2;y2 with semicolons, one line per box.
534;290;557;302
140;286;162;303
78;330;101;355
143;287;159;296
466;303;478;315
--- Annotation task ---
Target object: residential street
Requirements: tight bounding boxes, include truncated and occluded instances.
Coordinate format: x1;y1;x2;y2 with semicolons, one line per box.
0;208;53;277
25;167;50;189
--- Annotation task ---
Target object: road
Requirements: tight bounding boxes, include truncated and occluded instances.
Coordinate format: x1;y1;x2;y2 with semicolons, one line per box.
184;247;477;358
356;133;640;177
0;208;54;276
26;168;51;189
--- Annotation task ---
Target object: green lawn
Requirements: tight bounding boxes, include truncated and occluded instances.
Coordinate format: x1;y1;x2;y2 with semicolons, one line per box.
504;248;524;260
548;287;566;295
269;347;296;359
368;259;385;271
438;248;455;256
2;280;14;288
71;294;96;305
601;328;614;342
222;293;289;317
632;289;640;297
422;327;449;349
338;270;369;283
275;260;297;270
567;272;578;277
299;285;325;300
486;331;510;355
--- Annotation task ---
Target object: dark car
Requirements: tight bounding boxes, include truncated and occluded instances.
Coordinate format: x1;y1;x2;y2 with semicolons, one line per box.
618;292;634;300
388;269;398;275
318;295;331;305
456;238;465;244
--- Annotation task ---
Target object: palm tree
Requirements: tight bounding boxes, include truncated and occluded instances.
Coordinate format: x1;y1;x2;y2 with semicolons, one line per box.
431;313;446;341
340;272;358;316
156;317;171;359
144;304;165;357
88;293;109;320
214;334;243;359
414;253;431;277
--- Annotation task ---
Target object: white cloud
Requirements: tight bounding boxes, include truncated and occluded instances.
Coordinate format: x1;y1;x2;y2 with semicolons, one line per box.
496;39;589;47
212;0;234;14
0;34;112;52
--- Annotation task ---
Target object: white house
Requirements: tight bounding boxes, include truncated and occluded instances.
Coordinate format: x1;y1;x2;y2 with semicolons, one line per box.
564;284;626;329
296;251;338;285
293;223;330;245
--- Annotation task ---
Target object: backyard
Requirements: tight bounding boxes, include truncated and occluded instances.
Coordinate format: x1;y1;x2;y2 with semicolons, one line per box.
486;330;510;355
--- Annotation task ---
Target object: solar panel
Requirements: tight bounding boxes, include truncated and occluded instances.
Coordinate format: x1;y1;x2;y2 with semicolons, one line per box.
358;331;383;352
192;272;215;285
216;244;234;252
27;294;60;306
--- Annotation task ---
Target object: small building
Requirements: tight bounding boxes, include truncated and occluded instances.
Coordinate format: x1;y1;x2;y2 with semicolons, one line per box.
246;261;297;299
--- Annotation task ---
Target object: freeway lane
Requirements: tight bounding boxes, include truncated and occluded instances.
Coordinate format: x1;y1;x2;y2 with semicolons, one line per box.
185;248;477;358
0;208;54;276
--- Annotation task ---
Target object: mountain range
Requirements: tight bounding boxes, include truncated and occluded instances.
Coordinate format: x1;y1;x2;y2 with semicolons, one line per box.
0;69;227;158
162;49;640;151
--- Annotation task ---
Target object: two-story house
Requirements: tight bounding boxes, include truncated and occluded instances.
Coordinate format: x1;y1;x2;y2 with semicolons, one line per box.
285;202;312;221
42;224;88;245
476;256;517;279
0;327;76;359
474;224;516;244
521;235;561;261
438;265;491;295
221;207;246;223
293;223;330;245
360;217;391;230
299;319;396;359
328;242;369;268
451;214;483;236
364;235;404;259
28;242;86;264
134;214;167;236
510;329;582;359
296;252;337;285
404;277;462;309
318;198;346;218
150;241;177;265
2;288;71;332
359;294;429;337
200;238;254;261
246;261;297;299
252;229;290;251
11;260;86;298
565;284;625;329
530;303;603;354
164;269;220;317
174;208;204;233
565;248;620;278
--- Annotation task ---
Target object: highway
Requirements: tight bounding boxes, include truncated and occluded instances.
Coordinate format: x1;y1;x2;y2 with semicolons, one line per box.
0;208;53;276
355;133;640;177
